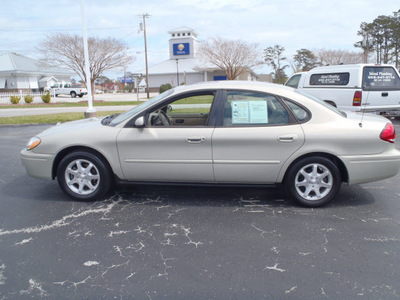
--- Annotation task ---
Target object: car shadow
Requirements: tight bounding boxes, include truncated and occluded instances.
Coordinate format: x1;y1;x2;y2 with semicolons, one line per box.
4;176;377;209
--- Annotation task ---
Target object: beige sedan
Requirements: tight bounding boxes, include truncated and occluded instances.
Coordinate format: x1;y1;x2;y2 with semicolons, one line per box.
21;81;400;207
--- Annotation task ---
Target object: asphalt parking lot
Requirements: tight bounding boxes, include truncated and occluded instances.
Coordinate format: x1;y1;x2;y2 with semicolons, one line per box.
1;122;400;299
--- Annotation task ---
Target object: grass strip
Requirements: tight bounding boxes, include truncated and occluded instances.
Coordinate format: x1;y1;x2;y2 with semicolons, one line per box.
0;101;143;109
0;111;125;125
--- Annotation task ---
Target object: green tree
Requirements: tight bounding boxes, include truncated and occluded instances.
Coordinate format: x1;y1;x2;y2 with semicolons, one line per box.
293;49;319;71
264;45;288;84
354;22;375;63
355;11;400;68
391;10;400;68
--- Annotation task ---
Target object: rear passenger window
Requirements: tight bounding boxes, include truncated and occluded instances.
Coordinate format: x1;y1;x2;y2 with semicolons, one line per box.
283;98;310;123
363;67;400;90
310;73;350;85
223;91;289;126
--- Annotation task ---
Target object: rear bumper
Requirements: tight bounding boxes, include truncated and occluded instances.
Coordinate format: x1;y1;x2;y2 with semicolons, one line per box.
340;148;400;185
20;149;55;180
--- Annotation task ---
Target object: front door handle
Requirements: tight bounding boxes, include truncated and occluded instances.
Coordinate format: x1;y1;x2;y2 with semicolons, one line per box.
186;136;206;144
382;92;389;97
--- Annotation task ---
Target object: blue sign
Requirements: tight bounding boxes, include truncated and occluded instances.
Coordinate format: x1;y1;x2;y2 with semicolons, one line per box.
173;43;190;55
214;76;227;81
119;77;133;83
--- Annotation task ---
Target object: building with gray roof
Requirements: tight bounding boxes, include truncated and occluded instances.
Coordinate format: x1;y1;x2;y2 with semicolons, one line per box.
0;52;74;92
137;27;258;91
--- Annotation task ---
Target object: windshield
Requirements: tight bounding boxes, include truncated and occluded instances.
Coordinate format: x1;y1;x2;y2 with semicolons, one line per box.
295;90;347;117
109;89;175;126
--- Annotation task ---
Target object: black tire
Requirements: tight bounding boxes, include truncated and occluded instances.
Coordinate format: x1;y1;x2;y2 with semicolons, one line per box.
71;91;77;98
79;94;83;98
57;151;113;201
285;157;341;207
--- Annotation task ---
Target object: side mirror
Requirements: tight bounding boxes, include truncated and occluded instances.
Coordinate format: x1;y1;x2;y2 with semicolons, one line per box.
134;116;146;127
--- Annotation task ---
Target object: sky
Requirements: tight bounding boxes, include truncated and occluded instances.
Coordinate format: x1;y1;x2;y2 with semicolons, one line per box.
1;0;399;79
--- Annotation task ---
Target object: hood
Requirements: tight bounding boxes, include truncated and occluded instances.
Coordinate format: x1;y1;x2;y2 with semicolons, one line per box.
37;117;103;138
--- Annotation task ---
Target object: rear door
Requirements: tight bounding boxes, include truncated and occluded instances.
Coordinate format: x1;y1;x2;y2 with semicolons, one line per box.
212;90;305;184
362;66;400;111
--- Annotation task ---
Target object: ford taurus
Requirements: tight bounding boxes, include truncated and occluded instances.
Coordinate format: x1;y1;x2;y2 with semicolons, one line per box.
21;81;400;207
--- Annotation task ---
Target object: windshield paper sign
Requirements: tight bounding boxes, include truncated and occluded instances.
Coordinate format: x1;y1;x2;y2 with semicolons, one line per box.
232;101;268;124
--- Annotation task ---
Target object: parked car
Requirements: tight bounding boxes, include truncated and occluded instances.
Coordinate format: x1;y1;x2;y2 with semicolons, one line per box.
48;83;88;98
285;64;400;114
21;81;400;207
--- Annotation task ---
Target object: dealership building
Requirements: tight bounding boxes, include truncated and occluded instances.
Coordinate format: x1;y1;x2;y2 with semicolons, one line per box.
138;27;259;91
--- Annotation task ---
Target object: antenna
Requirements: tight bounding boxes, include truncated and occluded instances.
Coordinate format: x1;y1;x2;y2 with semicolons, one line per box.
359;84;370;127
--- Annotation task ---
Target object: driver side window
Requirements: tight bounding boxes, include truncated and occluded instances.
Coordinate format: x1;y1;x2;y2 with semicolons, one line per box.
148;93;214;127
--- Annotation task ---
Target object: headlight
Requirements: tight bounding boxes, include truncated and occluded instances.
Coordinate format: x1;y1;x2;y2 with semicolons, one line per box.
26;137;41;151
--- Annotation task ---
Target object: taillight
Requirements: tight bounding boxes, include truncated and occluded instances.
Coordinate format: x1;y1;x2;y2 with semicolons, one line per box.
353;91;362;106
380;123;396;143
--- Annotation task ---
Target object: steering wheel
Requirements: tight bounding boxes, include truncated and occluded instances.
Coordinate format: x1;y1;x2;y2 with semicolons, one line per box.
157;110;171;126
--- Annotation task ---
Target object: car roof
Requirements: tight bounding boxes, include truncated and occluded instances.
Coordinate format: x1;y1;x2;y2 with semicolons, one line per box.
310;63;395;72
173;80;295;95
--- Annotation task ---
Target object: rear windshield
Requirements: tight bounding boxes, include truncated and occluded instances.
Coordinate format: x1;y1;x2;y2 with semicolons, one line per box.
363;66;400;91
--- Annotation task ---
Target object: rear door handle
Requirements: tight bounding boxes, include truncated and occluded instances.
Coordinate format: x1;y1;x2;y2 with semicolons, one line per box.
278;134;298;143
186;136;206;144
382;92;389;97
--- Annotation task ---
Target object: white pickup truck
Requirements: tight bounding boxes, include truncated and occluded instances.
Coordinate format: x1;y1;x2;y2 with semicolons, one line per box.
285;64;400;114
48;83;88;98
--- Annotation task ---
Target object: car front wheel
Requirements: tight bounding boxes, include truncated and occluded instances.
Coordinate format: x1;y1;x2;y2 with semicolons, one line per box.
285;157;341;207
57;151;113;201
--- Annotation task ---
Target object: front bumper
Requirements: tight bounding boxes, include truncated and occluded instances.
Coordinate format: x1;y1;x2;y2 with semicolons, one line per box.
20;149;55;180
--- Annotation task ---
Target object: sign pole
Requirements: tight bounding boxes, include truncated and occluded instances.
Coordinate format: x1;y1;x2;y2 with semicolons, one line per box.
80;0;96;118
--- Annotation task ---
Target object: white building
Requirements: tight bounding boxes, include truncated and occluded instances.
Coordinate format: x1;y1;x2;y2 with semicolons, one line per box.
0;53;74;92
139;27;258;91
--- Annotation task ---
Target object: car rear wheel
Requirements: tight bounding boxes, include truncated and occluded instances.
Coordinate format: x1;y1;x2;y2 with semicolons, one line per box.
57;151;112;201
285;157;341;207
71;91;77;98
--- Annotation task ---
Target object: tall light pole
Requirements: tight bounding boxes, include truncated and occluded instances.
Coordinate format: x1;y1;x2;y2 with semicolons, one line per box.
139;13;150;99
80;0;96;118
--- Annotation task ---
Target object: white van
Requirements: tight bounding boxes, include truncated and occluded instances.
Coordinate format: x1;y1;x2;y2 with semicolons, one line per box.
285;64;400;113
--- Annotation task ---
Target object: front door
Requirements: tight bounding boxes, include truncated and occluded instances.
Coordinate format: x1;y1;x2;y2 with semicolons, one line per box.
117;91;216;182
